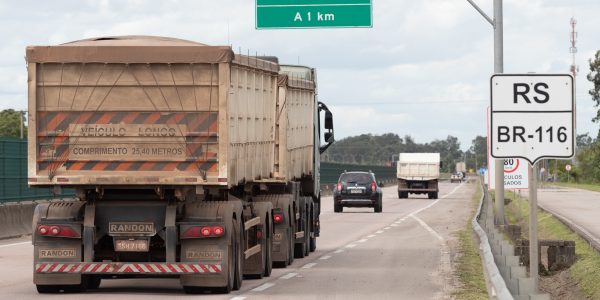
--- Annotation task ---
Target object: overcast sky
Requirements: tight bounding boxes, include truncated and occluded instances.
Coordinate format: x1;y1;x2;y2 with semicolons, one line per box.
0;0;598;150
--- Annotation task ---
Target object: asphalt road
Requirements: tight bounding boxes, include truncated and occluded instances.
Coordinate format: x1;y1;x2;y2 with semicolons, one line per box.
0;180;476;300
536;186;600;247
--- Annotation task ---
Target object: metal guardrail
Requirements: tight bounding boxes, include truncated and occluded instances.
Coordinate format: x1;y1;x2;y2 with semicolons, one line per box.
473;177;513;300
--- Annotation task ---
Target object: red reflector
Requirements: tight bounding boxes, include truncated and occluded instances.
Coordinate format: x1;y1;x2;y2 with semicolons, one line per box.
185;177;198;182
371;181;376;191
57;178;69;183
213;226;224;236
256;230;263;239
218;178;228;183
28;178;38;182
38;225;49;235
201;227;212;237
273;214;283;224
337;182;342;191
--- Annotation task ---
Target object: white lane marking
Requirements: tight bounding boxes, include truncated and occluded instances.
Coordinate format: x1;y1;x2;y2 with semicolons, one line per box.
334;249;345;254
280;272;298;280
230;297;246;300
384;226;391;230
356;239;368;243
411;215;444;242
251;282;276;292
320;255;332;260
0;241;29;249
302;263;317;269
408;181;464;218
367;234;376;238
345;244;357;248
375;230;384;234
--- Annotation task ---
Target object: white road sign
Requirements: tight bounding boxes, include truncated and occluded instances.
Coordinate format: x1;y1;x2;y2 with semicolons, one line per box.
487;157;529;190
490;74;574;164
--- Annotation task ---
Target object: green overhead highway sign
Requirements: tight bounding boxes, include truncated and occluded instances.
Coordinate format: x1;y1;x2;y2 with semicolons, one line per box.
256;0;372;29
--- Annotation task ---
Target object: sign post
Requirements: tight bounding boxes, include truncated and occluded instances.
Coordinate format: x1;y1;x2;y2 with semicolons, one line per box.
490;73;574;291
256;0;373;29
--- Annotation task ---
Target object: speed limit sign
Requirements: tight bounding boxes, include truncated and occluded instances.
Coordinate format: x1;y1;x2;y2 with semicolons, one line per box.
566;164;572;171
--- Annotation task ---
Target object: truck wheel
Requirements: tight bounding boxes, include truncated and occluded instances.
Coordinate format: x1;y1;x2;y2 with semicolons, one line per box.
287;226;295;266
433;192;439;199
263;215;273;277
309;208;317;252
233;218;243;291
36;284;83;294
398;191;402;199
85;275;101;289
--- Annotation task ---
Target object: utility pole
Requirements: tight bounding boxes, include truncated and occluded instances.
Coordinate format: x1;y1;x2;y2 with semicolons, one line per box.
20;110;24;139
467;0;505;225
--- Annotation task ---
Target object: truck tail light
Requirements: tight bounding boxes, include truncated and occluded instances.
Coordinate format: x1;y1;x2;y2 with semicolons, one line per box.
37;225;80;238
38;225;49;235
182;225;225;239
337;182;342;191
273;213;283;224
371;181;376;191
212;226;224;236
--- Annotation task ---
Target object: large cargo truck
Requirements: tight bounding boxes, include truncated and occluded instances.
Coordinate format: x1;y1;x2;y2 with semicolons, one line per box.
26;36;334;293
396;153;440;199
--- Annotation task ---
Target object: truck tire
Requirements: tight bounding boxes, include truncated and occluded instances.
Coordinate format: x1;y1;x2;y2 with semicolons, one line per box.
287;225;295;266
85;275;101;290
233;218;243;291
432;192;439;199
309;207;317;252
264;234;272;277
398;191;402;199
36;284;84;294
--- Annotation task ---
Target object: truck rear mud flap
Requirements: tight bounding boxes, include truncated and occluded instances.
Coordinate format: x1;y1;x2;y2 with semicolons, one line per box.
35;262;222;275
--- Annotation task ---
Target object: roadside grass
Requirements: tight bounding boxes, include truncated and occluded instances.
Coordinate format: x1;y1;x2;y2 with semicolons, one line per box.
452;181;488;300
505;191;600;298
553;182;600;193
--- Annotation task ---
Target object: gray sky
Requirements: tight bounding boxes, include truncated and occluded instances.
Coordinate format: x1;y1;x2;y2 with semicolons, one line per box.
0;0;598;150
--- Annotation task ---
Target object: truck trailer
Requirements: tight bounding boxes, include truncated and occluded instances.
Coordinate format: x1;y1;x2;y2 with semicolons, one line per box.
396;153;440;199
26;36;334;293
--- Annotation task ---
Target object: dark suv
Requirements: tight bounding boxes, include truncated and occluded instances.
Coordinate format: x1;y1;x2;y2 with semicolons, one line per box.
333;171;383;213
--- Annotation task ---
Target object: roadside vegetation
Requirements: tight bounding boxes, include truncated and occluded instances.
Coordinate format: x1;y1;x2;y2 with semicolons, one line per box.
452;180;488;300
553;182;600;193
504;190;600;298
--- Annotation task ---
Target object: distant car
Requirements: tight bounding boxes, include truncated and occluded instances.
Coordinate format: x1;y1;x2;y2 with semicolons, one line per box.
334;171;383;213
450;173;462;183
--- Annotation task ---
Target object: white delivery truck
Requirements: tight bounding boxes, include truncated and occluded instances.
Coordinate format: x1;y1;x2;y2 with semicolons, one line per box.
397;153;441;199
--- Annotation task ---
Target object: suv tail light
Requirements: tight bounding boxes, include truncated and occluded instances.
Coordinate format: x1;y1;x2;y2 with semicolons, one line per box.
371;181;377;191
337;182;342;191
37;225;80;238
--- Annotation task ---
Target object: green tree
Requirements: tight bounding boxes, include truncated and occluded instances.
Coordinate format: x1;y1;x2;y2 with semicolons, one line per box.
0;109;26;138
467;135;487;171
589;50;600;123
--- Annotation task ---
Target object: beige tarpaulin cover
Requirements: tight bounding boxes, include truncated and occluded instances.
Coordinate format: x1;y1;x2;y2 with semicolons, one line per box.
26;35;234;64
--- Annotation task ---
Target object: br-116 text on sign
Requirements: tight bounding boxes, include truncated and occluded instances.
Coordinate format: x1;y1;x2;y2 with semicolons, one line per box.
490;74;574;164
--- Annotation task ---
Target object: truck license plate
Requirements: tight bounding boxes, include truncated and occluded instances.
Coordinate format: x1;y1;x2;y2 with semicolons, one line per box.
350;189;362;194
115;239;149;252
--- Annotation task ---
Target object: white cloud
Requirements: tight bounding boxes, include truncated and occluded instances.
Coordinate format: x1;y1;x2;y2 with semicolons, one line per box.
0;0;599;150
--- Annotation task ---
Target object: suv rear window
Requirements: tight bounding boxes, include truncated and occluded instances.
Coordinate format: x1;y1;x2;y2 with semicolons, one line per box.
340;173;373;184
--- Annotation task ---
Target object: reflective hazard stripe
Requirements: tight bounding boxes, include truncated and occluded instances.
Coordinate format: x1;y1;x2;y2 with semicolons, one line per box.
34;263;221;274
